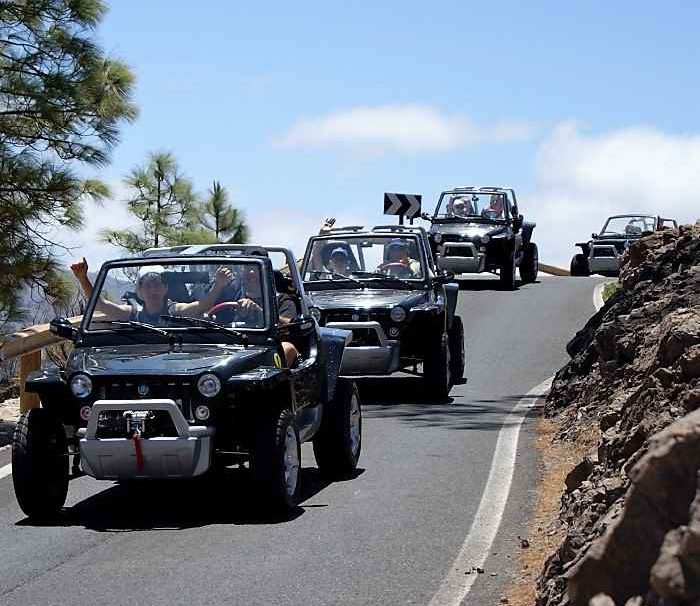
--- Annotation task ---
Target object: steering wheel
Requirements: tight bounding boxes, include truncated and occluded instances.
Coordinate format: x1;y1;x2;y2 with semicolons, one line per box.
378;262;413;278
207;301;239;324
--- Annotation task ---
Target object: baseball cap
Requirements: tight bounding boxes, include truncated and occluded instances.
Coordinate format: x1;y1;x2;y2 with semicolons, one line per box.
137;265;166;284
330;247;349;258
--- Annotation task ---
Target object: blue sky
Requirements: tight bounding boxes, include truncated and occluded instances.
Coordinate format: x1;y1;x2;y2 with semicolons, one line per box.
72;0;700;267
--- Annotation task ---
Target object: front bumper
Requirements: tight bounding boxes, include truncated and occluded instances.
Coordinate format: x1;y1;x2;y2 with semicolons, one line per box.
589;245;621;275
327;321;400;376
436;242;486;273
79;399;214;480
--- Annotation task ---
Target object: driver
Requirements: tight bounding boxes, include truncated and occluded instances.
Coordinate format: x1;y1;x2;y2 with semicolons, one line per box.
70;258;233;324
481;195;505;219
328;247;352;276
379;239;421;276
451;197;474;218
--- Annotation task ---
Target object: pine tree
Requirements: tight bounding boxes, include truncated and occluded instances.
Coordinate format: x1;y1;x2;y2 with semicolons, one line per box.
102;152;197;253
0;0;137;326
197;181;249;243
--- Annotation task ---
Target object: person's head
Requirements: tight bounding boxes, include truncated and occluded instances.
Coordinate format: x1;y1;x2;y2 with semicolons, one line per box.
329;247;349;274
243;265;261;296
489;195;504;214
136;266;168;312
387;239;409;263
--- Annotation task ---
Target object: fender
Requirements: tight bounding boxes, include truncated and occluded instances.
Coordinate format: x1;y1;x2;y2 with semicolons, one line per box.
318;326;350;402
522;221;536;246
444;282;459;328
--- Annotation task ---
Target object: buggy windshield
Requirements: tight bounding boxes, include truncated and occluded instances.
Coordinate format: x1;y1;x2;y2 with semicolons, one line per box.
304;235;425;283
600;216;656;237
434;192;509;220
84;260;270;331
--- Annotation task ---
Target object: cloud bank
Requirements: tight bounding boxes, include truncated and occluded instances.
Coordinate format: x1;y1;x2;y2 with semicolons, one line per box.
278;104;535;153
531;123;700;267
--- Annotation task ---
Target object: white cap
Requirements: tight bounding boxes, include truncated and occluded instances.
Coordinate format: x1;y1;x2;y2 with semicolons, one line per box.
137;265;166;283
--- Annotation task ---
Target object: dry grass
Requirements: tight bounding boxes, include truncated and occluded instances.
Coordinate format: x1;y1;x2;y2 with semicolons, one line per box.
505;416;600;605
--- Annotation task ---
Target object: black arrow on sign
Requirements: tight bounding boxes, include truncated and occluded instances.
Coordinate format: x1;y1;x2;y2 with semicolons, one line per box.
383;193;422;219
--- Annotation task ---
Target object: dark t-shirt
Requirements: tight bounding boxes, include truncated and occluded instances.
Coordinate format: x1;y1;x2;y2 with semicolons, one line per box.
277;294;298;321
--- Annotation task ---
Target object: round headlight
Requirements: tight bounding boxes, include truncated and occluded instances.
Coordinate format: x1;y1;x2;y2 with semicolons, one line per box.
197;373;221;398
390;306;407;323
70;373;92;399
432;232;443;244
194;404;211;421
309;307;322;322
481;234;490;244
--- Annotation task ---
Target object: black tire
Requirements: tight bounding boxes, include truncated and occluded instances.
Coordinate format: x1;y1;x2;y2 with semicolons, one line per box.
313;380;362;477
448;315;465;383
519;242;539;284
570;254;590;277
251;409;301;510
12;409;68;521
499;249;516;290
423;332;451;400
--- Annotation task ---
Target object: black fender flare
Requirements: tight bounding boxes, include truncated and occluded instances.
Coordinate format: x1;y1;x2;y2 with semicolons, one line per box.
318;326;350;402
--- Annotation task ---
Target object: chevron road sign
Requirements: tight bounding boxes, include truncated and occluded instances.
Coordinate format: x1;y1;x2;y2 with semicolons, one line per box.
383;193;422;219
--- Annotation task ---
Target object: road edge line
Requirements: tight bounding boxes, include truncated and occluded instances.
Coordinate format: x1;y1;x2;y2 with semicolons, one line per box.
0;462;11;480
427;376;553;606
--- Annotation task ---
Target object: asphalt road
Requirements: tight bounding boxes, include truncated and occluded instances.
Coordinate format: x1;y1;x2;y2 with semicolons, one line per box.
0;275;602;606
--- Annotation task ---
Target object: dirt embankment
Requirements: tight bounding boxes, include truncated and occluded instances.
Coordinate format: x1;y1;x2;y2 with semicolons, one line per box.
535;221;700;606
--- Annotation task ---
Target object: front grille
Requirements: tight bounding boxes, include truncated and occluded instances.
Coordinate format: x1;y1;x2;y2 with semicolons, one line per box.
444;245;473;258
593;247;616;258
99;379;196;420
325;310;387;323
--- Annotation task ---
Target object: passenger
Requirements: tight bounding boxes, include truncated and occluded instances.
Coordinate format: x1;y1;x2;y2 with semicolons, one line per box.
70;258;234;324
481;195;505;219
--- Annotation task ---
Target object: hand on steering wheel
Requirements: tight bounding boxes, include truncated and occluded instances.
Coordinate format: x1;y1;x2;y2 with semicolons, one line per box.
378;262;413;278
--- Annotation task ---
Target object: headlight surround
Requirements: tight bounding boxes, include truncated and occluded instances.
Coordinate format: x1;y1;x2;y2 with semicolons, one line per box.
70;373;92;399
197;373;221;398
390;306;407;323
432;232;443;244
309;307;322;322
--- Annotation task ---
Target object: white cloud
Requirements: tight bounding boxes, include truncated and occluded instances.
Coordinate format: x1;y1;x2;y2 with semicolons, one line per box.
530;123;700;267
277;105;535;153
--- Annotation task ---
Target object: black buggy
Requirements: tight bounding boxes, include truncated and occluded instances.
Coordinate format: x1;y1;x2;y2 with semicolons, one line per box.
301;225;465;400
424;187;538;289
12;245;361;520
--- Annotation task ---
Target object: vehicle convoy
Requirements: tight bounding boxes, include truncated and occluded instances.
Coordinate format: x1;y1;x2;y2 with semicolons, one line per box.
570;214;678;276
301;225;465;400
12;245;361;520
424;187;538;289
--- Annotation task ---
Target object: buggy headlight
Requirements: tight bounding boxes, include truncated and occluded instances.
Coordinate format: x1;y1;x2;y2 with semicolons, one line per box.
309;307;322;322
432;232;443;244
70;373;92;399
194;404;211;421
197;373;221;398
390;306;407;323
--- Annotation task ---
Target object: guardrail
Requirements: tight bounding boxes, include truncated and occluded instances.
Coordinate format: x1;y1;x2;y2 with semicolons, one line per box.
0;315;83;413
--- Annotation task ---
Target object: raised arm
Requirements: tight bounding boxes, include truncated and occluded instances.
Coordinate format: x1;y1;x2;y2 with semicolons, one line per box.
175;266;233;316
70;258;130;321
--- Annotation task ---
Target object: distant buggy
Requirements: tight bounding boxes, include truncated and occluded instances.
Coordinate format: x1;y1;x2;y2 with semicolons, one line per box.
425;187;538;289
301;225;465;400
13;245;361;520
570;214;678;276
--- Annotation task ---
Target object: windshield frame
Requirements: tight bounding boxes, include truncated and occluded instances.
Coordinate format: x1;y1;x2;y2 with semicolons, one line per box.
600;215;656;237
301;233;431;290
432;190;512;223
80;255;276;336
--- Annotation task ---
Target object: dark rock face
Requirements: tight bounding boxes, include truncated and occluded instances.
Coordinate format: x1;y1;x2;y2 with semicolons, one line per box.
536;221;700;606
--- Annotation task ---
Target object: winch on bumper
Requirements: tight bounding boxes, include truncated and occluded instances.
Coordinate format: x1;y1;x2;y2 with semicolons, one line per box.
78;399;214;480
435;241;486;273
327;321;400;375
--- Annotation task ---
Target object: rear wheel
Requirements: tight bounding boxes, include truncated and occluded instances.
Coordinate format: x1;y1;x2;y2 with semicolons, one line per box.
448;315;465;383
423;332;451;401
12;409;68;521
519;243;539;283
570;254;590;277
313;380;362;477
499;249;516;290
251;409;301;510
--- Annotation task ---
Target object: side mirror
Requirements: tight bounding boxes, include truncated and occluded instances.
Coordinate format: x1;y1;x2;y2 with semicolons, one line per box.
592;233;598;239
434;271;455;285
421;211;432;221
281;315;315;337
50;317;77;341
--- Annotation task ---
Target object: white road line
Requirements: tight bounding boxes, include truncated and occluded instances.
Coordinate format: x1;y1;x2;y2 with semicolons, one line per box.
427;376;553;606
0;462;11;480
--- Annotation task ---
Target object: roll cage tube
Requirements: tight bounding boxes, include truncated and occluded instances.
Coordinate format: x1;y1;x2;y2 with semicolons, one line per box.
80;255;277;336
432;189;513;221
